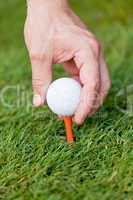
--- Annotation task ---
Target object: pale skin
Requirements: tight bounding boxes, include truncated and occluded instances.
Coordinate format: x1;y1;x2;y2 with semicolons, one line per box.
24;0;111;125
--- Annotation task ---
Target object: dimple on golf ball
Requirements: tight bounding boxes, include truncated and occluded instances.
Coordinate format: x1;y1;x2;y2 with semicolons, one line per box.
46;78;82;116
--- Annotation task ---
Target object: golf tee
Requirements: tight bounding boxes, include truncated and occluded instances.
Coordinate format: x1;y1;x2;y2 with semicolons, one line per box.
63;117;75;143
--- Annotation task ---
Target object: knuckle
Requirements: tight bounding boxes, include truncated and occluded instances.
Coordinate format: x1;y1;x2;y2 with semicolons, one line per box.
89;79;100;91
91;38;101;50
89;37;101;57
30;52;46;62
32;78;44;90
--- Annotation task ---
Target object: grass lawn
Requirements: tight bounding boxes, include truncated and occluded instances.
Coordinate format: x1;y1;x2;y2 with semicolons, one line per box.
0;0;133;199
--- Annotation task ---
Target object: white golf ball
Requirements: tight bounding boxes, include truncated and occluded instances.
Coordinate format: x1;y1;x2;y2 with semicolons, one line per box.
46;78;82;116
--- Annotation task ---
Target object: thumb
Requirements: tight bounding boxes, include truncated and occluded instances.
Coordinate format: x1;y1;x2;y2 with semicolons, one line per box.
30;54;52;107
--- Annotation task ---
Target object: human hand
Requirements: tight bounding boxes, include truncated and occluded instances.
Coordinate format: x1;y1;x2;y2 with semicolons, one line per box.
24;0;111;125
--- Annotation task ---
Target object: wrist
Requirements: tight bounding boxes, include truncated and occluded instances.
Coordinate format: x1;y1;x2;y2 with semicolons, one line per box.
27;0;71;18
27;0;69;9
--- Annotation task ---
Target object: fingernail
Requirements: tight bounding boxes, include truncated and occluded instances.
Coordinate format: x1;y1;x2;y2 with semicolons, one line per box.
33;94;42;107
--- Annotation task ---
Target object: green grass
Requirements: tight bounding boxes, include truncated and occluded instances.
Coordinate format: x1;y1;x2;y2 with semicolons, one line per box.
0;0;133;199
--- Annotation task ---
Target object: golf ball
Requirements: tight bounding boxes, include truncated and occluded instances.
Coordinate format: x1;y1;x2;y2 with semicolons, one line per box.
46;78;82;116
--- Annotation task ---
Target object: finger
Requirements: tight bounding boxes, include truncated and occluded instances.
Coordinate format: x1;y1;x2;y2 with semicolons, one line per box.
91;52;111;113
73;48;101;125
30;54;52;107
99;53;111;102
